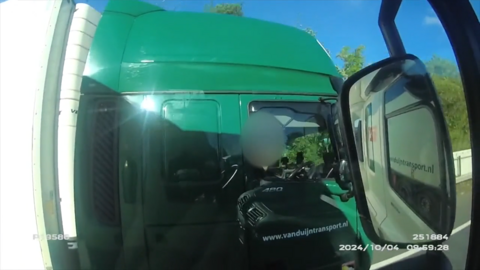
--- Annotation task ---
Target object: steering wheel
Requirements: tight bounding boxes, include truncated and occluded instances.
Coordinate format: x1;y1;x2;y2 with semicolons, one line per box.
288;163;309;181
222;164;238;189
307;164;322;180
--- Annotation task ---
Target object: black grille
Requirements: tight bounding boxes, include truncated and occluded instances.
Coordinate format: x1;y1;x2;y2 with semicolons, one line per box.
238;193;253;214
246;207;266;226
91;101;120;226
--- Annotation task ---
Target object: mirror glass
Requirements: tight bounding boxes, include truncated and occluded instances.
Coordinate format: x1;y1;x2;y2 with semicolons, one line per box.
348;58;455;244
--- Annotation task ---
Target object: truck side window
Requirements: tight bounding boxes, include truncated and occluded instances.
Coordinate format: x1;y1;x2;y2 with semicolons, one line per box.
164;102;219;176
142;98;243;226
249;102;333;168
365;104;375;172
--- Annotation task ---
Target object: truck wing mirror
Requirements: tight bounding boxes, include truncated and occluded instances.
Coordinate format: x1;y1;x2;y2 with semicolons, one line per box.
337;54;456;247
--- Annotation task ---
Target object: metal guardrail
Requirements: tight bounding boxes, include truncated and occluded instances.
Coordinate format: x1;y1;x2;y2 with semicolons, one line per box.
453;149;472;183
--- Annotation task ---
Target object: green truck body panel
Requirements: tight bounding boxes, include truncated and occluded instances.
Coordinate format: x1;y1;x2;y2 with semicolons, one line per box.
84;0;340;94
77;0;372;268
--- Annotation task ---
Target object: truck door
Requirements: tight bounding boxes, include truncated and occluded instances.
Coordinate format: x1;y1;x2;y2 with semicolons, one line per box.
138;94;245;270
76;93;246;270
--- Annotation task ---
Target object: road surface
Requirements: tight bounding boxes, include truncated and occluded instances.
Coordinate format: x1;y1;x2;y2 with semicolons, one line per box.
370;187;472;269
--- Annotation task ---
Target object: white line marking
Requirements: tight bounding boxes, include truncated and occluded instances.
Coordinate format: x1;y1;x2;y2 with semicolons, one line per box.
452;220;471;234
370;220;471;270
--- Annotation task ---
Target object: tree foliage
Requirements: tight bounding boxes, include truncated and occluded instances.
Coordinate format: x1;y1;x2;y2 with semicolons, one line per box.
284;132;332;166
336;45;366;78
425;55;459;77
205;2;243;16
426;57;470;151
433;75;470;150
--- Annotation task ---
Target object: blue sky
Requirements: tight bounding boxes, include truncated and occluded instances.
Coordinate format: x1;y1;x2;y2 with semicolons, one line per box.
75;0;479;68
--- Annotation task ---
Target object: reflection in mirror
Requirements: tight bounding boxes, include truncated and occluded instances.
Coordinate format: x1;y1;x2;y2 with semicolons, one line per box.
338;160;350;184
348;58;455;244
353;119;364;162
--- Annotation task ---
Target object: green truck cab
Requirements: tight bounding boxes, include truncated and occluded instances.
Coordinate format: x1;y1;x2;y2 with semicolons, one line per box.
75;1;372;269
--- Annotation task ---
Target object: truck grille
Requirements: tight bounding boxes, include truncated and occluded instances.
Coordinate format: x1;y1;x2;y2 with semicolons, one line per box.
246;207;266;226
237;193;253;214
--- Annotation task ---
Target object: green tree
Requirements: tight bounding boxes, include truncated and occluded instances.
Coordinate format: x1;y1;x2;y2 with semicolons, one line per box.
205;2;243;16
432;75;470;151
285;132;331;166
425;56;469;151
336;45;366;78
425;55;459;77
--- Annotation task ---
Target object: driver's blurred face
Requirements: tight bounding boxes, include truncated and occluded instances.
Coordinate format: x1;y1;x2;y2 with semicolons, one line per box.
241;111;285;168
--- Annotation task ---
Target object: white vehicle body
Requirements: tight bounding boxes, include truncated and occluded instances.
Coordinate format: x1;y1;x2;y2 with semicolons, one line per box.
0;0;100;269
349;68;439;242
